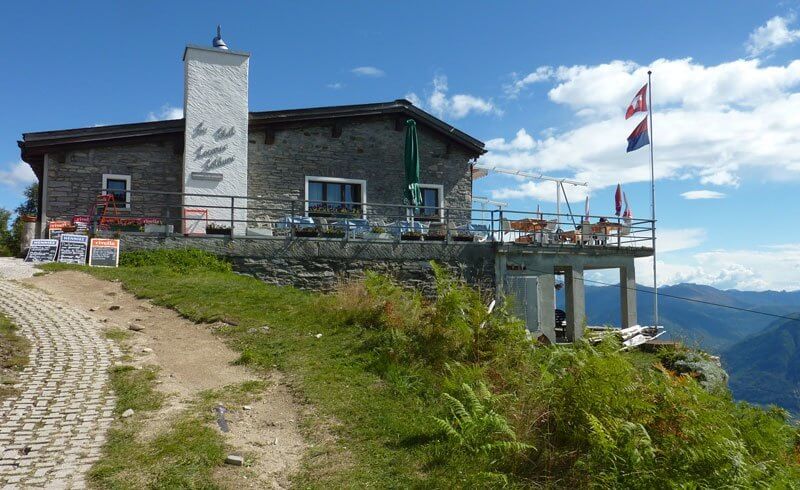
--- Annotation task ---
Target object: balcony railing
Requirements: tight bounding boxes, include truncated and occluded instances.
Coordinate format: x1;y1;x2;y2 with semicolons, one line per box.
83;188;655;250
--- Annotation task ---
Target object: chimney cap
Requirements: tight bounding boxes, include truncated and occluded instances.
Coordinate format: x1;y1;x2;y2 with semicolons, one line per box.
212;25;229;50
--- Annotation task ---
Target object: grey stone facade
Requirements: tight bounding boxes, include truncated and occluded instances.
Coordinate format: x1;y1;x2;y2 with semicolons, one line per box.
42;115;474;228
44;141;183;221
117;235;496;296
247;115;474;226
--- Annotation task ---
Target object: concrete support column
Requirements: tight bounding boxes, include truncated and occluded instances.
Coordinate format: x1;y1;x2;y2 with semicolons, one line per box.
564;265;586;341
620;261;637;328
537;273;556;342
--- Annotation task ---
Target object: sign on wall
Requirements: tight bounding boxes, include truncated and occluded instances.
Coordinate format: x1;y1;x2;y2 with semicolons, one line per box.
88;238;120;268
24;239;59;263
57;234;89;265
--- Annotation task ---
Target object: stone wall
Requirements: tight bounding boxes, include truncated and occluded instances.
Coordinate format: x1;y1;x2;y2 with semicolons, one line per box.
118;235;496;295
44;140;182;221
247;115;474;225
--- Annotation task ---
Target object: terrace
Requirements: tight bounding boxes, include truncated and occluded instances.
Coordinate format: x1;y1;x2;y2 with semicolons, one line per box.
87;188;655;254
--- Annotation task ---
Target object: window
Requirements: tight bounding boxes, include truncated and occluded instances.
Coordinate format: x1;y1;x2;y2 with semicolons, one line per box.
305;177;366;217
102;174;131;210
415;184;443;220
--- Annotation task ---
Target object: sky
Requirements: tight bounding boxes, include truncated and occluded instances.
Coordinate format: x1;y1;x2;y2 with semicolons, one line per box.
1;1;799;291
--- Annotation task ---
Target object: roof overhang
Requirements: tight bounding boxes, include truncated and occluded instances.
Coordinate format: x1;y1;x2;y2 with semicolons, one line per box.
18;99;486;175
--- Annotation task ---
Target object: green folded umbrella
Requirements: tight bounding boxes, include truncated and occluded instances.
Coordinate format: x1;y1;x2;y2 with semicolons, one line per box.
403;119;423;209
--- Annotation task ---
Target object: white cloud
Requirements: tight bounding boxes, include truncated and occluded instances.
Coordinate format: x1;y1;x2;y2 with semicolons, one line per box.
657;228;707;253
146;104;183;122
634;243;800;291
409;74;502;120
504;66;554;97
746;14;800;57
326;82;344;90
681;190;727;200
0;161;37;189
351;66;385;77
481;57;800;196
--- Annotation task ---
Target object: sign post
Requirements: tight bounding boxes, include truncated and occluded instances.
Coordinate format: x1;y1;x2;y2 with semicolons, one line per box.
88;238;120;268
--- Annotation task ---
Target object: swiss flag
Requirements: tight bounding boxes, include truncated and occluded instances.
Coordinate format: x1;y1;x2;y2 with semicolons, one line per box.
625;84;648;119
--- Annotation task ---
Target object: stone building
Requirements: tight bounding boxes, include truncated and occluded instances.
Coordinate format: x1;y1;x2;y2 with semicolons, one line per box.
16;29;655;344
18;35;484;233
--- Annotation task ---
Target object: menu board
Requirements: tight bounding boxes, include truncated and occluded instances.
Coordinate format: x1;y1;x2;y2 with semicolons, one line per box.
48;220;71;240
72;215;91;234
57;234;89;264
24;239;59;263
89;238;120;268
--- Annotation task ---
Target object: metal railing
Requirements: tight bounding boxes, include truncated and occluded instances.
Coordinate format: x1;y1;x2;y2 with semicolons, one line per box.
85;188;655;249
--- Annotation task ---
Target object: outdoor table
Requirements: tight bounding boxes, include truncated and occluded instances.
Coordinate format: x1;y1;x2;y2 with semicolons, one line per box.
510;218;548;232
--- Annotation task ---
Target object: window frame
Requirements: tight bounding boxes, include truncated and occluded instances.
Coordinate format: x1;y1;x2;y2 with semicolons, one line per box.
304;176;367;218
101;174;132;210
415;183;444;221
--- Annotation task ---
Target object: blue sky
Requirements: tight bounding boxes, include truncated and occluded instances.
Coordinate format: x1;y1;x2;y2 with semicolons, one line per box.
2;1;800;290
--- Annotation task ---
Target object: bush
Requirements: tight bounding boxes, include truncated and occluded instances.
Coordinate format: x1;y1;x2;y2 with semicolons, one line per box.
329;266;800;487
119;249;232;273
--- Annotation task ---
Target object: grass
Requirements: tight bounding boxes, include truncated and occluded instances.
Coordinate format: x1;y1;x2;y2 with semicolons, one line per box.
89;362;267;489
0;313;29;399
41;262;486;487
39;257;800;488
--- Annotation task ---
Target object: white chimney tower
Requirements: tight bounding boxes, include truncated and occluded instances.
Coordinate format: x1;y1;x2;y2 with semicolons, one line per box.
182;26;250;234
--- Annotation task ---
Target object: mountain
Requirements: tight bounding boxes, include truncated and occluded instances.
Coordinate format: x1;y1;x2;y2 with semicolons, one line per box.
724;315;800;413
582;283;800;352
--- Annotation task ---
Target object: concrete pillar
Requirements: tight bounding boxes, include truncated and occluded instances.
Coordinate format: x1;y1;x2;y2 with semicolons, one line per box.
564;265;586;341
620;262;637;328
537;273;556;342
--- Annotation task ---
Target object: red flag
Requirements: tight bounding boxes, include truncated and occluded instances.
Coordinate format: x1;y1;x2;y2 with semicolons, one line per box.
625;84;647;119
623;192;632;219
614;184;622;216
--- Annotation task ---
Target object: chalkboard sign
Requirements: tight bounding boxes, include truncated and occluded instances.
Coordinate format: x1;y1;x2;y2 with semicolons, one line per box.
89;238;120;268
48;220;71;240
24;239;59;263
57;234;89;264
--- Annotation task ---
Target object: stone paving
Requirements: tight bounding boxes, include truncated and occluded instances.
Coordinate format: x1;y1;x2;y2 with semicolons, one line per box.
0;261;119;489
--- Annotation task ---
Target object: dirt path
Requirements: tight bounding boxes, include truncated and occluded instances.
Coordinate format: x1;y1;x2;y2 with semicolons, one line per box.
23;270;307;489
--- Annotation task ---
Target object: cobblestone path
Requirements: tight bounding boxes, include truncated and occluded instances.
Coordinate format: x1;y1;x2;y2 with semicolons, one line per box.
0;268;119;489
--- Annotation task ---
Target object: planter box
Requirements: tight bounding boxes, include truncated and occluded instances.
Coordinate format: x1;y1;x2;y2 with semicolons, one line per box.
425;234;446;241
246;227;273;237
364;232;393;240
453;235;474;242
207;228;232;236
294;229;319;238
402;233;423;241
144;224;174;234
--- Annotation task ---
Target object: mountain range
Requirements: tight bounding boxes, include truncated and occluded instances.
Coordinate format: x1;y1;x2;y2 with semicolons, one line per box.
581;283;800;412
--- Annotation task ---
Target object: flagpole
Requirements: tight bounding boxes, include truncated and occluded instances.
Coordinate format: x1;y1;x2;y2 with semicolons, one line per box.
647;70;659;328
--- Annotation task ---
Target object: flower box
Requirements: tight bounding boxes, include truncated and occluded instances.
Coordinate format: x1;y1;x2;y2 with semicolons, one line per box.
294;228;319;238
402;232;423;241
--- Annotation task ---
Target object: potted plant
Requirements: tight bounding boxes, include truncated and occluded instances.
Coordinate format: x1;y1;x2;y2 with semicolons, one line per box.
321;228;345;239
401;230;423;241
364;226;392;240
207;223;232;236
294;226;319;238
109;219;143;232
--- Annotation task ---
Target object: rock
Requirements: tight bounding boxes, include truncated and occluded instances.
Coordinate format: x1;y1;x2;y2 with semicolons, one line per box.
109;305;121;311
89;307;98;312
121;409;134;418
225;454;244;466
128;324;145;332
672;352;729;392
242;405;252;411
315;333;323;339
141;347;153;353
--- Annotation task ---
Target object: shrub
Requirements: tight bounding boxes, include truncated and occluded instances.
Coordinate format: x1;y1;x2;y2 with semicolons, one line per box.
119;249;232;273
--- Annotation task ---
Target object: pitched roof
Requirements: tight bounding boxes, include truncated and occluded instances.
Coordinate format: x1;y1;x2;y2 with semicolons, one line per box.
18;99;485;168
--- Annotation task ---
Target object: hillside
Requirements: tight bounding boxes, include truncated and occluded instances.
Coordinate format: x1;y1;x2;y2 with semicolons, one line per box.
724;315;800;413
584;283;800;351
